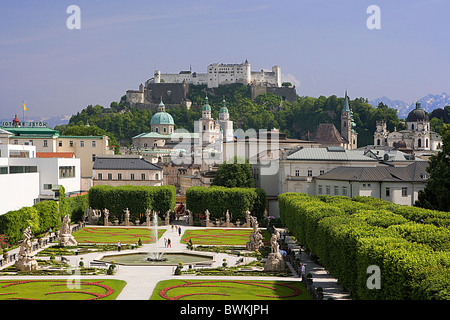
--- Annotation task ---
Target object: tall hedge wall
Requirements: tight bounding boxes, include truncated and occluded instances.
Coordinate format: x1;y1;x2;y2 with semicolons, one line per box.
186;186;266;219
0;188;89;245
279;193;450;300
88;185;176;220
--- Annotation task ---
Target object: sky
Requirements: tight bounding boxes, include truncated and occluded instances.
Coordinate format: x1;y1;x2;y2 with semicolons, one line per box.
0;0;449;121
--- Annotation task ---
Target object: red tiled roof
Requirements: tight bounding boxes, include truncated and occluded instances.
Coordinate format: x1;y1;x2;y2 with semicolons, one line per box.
36;152;75;158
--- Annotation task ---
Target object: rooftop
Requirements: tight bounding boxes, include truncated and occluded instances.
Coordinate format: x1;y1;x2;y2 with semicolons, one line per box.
316;161;429;182
286;147;378;162
93;156;162;171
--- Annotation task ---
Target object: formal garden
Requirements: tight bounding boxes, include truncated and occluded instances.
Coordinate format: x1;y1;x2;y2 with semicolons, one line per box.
2;182;449;300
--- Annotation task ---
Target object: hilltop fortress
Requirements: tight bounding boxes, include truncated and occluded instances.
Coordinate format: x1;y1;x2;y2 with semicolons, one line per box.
126;60;296;107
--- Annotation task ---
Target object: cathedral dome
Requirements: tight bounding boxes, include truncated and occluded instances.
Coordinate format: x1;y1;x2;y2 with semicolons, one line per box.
406;101;429;122
150;112;174;125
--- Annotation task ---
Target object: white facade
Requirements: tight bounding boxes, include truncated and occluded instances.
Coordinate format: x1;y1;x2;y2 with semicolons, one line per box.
152;60;281;88
0;144;81;214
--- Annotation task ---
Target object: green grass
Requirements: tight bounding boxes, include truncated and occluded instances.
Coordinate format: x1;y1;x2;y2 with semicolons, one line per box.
72;227;165;244
150;279;311;300
181;229;270;246
0;279;126;300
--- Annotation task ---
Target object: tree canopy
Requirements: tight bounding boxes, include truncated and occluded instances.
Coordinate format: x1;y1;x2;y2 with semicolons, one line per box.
211;156;255;188
416;123;450;212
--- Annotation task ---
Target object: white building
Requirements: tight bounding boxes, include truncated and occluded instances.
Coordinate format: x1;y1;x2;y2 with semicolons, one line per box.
0;143;81;214
374;101;442;152
314;162;428;206
151;60;281;88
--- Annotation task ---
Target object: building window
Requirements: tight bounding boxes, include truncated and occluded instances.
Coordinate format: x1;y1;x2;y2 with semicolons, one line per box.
308;170;313;177
131;173;135;180
59;166;75;178
59;141;63;147
43;140;48;147
98;173;102;180
342;186;348;196
326;186;330;195
385;187;390;197
155;173;159;180
402;187;408;197
14;140;18;145
334;186;339;195
80;141;85;147
70;141;74;147
318;185;323;194
295;169;300;177
141;173;146;180
320;170;325;175
92;154;96;162
44;184;52;190
118;173;122;180
92;141;96;148
108;173;112;180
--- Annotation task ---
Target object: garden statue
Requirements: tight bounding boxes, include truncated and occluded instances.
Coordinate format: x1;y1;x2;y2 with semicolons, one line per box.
15;226;39;271
245;210;251;227
123;208;130;226
225;210;232;227
205;209;212;227
103;208;110;226
58;214;78;247
165;210;171;226
145;209;151;226
246;216;264;251
264;231;284;272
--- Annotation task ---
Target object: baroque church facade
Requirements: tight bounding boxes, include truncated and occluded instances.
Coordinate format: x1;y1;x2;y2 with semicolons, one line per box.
374;101;442;152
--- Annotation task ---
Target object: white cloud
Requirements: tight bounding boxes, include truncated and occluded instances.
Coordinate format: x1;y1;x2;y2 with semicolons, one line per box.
282;73;301;87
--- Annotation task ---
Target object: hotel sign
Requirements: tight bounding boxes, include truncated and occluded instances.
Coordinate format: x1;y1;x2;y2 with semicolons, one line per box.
0;121;48;128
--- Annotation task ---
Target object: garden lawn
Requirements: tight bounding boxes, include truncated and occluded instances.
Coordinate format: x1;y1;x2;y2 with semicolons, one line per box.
72;227;165;244
0;279;126;300
150;279;311;300
181;228;270;246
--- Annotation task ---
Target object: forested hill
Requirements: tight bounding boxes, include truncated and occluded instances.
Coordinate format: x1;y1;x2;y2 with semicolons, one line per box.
57;84;403;148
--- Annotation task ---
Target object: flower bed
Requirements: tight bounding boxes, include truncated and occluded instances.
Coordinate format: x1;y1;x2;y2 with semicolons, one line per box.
0;279;125;300
154;279;309;300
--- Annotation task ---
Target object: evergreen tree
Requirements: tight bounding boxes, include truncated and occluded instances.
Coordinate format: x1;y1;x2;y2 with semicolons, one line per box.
416;124;450;211
211;156;255;188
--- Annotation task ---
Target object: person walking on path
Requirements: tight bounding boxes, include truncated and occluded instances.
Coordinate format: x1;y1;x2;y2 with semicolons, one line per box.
178;226;181;236
167;238;171;248
118;241;121;252
164;238;167;248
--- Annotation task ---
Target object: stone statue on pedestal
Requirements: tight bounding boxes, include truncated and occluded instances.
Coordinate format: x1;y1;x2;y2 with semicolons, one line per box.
58;215;78;247
15;226;39;271
264;231;284;272
246;216;264;251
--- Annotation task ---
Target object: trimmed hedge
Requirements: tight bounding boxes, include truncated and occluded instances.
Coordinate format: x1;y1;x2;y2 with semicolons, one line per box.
88;185;176;220
185;186;266;220
279;193;450;300
0;201;59;244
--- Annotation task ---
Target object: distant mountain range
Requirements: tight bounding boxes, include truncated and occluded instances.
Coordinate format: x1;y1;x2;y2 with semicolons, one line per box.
369;93;450;118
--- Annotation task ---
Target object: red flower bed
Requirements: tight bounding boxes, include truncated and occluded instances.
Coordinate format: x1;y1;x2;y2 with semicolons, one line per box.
0;280;114;300
158;280;302;300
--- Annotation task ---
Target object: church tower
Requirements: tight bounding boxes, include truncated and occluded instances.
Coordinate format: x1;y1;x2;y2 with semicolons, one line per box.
198;95;216;145
218;98;234;142
341;90;357;149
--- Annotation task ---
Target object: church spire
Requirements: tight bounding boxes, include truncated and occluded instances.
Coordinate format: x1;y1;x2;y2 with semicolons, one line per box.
343;90;350;112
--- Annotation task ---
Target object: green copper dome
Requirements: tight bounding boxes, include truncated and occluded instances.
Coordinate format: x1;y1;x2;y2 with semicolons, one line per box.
151;111;174;125
219;99;229;113
202;95;211;112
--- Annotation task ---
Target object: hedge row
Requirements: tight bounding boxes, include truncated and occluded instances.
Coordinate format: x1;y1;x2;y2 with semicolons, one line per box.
279;193;450;300
0;187;89;245
88;185;176;219
186;186;266;220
